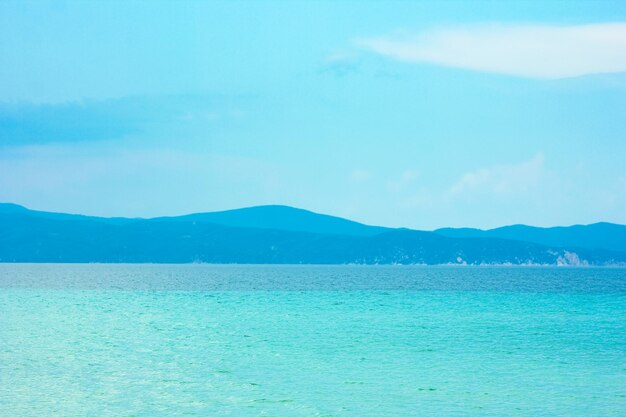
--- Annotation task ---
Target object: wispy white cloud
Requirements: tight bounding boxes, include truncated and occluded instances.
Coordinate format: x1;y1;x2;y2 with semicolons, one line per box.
386;169;418;193
324;50;359;64
449;153;544;196
358;23;626;79
319;50;362;77
349;169;372;183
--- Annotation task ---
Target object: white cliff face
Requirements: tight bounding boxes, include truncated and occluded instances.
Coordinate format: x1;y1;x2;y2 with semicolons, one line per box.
557;251;589;266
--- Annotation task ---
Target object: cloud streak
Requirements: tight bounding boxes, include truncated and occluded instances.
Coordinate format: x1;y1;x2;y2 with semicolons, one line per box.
449;153;544;196
358;23;626;79
0;94;251;145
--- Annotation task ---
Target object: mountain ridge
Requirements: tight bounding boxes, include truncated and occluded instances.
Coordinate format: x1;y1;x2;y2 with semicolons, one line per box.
2;210;624;265
435;222;626;253
1;202;625;265
151;204;390;236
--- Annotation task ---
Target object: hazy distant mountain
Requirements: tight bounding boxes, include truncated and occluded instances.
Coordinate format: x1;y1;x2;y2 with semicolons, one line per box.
0;202;135;225
1;203;624;265
0;203;387;235
435;223;626;253
153;205;390;236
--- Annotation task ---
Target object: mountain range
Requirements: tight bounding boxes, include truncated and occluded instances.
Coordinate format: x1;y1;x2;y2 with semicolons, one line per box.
1;202;625;265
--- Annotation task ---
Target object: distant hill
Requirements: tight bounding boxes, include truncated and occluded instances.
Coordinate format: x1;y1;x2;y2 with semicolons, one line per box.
153;205;390;236
1;203;624;265
0;202;135;225
0;203;387;236
435;223;626;253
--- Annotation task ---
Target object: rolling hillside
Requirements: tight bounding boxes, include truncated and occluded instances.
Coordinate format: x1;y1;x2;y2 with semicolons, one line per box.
1;204;624;265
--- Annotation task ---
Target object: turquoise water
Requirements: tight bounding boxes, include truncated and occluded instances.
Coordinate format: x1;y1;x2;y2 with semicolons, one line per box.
1;265;625;416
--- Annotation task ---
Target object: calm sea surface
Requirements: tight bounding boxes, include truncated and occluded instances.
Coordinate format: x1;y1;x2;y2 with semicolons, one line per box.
1;264;625;416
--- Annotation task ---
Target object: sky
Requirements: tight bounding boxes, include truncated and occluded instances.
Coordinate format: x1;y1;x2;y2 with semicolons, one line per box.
1;0;625;230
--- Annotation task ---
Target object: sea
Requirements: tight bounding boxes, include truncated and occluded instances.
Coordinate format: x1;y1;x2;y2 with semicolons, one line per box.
1;264;625;416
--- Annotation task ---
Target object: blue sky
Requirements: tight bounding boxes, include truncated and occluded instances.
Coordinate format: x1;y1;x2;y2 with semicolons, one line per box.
1;0;625;229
